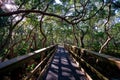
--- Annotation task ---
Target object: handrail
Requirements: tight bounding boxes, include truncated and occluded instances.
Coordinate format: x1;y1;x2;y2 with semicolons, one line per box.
0;44;58;79
25;45;57;80
64;44;120;80
83;49;120;69
65;47;108;80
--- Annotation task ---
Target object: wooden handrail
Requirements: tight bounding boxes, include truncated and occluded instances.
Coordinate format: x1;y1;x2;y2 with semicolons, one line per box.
83;49;120;69
64;44;120;80
66;48;108;80
0;45;57;74
25;45;57;80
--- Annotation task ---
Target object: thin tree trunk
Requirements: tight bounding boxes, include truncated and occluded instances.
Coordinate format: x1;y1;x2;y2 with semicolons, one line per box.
72;25;79;46
39;3;49;48
39;20;47;48
99;1;112;53
27;36;34;53
80;29;86;48
99;36;112;53
33;32;37;50
80;36;84;48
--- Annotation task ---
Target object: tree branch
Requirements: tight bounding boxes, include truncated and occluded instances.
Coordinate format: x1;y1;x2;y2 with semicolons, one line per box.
0;10;72;24
99;1;112;53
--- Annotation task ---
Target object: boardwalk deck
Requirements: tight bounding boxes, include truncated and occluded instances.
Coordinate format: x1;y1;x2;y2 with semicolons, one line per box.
43;47;87;80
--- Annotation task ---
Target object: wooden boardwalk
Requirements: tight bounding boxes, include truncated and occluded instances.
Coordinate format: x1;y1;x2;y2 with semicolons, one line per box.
43;47;87;80
0;44;120;80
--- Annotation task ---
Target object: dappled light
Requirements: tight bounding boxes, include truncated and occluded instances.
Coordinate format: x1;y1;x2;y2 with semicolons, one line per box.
65;44;120;79
0;0;120;79
43;47;86;80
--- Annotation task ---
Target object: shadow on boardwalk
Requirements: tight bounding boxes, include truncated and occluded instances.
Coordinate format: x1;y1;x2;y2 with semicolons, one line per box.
43;47;87;80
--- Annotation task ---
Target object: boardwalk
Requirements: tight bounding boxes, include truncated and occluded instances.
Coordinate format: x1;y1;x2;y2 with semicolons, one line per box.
43;46;87;80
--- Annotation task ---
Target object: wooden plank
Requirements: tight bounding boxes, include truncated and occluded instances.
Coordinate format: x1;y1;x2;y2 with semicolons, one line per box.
25;46;57;80
0;45;57;74
80;58;109;80
69;50;109;80
65;44;120;69
83;49;120;69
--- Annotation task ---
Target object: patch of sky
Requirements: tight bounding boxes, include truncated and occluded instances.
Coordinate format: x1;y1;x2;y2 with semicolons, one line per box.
115;18;120;23
1;0;17;12
55;0;62;5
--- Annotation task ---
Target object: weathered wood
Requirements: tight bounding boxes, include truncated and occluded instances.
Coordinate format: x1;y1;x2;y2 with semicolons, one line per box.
37;47;58;80
83;49;120;69
68;48;108;80
80;59;109;80
25;46;57;80
0;45;57;74
64;44;120;79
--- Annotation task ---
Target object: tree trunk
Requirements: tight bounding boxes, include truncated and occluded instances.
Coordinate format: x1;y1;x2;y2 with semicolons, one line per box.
0;28;13;53
72;25;79;46
80;29;86;48
80;36;84;48
27;37;34;53
99;36;112;53
33;32;37;50
39;3;49;48
99;2;112;53
39;20;47;48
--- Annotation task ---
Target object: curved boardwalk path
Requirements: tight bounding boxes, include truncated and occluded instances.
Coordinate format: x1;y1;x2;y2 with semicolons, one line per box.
43;46;87;80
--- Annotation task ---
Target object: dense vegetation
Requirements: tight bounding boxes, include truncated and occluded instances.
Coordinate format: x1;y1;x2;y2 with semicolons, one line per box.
0;0;120;61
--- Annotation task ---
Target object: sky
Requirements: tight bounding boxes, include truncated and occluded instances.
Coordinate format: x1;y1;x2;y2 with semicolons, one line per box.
55;0;62;4
0;0;17;12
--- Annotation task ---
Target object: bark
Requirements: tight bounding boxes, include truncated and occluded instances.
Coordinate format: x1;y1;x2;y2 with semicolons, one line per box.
39;3;50;48
33;32;37;50
72;25;79;46
99;36;112;53
80;29;87;48
99;1;112;53
27;36;34;53
39;20;47;48
80;35;84;48
76;25;87;48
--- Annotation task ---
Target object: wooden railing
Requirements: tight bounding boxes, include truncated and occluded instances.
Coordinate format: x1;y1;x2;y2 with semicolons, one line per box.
64;44;120;80
0;44;58;80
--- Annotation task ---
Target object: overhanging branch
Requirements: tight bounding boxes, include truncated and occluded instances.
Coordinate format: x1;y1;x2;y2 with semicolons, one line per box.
0;10;72;24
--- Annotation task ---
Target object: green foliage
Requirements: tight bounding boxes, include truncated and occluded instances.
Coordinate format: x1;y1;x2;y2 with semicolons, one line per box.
0;9;9;27
98;8;107;18
26;64;35;71
16;42;28;55
0;0;120;58
94;32;104;38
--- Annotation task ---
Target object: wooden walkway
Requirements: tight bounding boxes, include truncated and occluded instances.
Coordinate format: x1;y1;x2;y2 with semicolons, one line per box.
0;44;120;80
42;47;87;80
